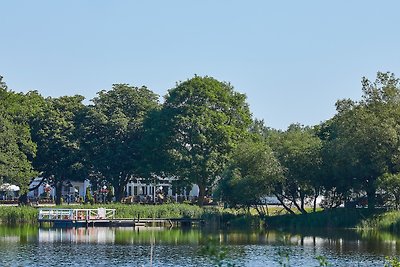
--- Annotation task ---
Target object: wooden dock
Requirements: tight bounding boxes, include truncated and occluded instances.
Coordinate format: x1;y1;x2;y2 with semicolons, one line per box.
38;208;203;228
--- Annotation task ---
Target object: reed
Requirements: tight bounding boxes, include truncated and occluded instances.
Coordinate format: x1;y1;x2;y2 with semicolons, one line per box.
0;206;38;224
357;211;400;232
57;203;205;219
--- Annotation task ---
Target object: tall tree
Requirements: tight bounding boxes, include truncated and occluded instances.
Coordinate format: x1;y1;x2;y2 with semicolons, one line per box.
81;84;159;201
30;95;86;205
159;76;252;205
268;124;323;214
217;139;283;216
321;72;400;209
0;76;39;195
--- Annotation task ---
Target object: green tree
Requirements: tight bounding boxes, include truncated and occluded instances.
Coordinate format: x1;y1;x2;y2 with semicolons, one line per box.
81;84;159;201
321;72;400;209
377;173;400;209
30;95;87;205
158;76;252;206
268;124;323;214
217;139;283;216
0;76;39;195
0;112;36;192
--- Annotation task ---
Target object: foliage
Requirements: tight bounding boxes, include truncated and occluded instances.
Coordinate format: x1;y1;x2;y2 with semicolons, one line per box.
0;76;40;193
3;72;400;214
267;124;323;214
217;139;283;217
377;173;400;209
315;255;330;266
385;256;400;267
0;113;36;193
55;203;204;219
85;187;94;204
266;208;380;230
30;95;87;204
357;211;400;232
80;84;159;201
200;237;236;267
319;72;400;209
157;75;252;205
0;206;38;224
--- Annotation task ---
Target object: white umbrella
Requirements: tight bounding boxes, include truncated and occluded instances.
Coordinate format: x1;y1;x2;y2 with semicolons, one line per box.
0;183;11;191
0;184;20;191
9;185;20;191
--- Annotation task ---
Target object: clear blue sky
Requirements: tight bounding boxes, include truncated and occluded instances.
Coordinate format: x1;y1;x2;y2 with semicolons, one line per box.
1;1;399;130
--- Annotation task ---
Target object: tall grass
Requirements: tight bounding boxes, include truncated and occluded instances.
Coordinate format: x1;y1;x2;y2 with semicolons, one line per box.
0;204;205;225
55;203;205;219
357;211;400;232
0;203;264;227
0;206;38;224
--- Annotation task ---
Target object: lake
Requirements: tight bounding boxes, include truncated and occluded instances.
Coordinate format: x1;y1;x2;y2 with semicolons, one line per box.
0;225;398;266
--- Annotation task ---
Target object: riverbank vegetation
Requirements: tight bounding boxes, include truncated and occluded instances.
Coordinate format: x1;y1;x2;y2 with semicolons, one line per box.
265;208;400;235
0;204;254;226
0;204;204;224
2;72;400;221
5;203;400;235
265;208;380;230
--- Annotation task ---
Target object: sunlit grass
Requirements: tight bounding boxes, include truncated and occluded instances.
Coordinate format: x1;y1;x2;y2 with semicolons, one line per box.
357;211;400;232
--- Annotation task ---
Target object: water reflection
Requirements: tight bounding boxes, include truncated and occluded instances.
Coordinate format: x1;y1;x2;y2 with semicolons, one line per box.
0;226;397;266
38;227;116;243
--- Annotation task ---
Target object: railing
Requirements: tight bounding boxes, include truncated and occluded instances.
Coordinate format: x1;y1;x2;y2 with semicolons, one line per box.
38;208;116;221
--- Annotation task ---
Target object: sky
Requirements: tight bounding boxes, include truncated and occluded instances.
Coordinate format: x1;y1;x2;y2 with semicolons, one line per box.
1;1;400;130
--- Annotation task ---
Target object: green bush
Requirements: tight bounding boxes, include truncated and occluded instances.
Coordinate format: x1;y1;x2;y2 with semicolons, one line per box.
57;203;204;219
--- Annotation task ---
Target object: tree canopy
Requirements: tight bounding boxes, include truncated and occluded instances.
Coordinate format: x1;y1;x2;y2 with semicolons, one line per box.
80;84;159;201
158;75;252;205
30;95;86;204
0;76;38;193
217;139;283;216
319;72;400;209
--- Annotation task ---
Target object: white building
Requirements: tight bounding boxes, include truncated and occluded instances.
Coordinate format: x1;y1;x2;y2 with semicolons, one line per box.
28;178;90;202
125;177;199;202
28;177;199;203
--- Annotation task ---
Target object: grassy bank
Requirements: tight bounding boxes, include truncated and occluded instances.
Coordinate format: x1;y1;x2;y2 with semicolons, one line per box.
0;206;38;224
7;204;398;231
58;203;205;219
0;204;263;227
265;208;386;230
357;211;400;232
0;203;205;224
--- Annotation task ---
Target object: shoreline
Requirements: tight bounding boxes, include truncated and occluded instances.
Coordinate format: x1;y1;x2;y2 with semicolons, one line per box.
1;205;400;234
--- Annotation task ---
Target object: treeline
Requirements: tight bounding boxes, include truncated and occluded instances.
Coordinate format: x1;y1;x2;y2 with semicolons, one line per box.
1;73;400;211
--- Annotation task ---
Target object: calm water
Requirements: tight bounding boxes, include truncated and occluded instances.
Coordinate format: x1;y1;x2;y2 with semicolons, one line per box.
0;226;399;266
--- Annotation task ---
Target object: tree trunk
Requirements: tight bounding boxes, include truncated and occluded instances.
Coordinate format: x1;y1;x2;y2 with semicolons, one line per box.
292;194;307;214
274;193;295;215
313;187;320;212
197;183;205;207
366;177;376;211
18;193;28;205
313;195;318;213
55;181;62;205
300;196;305;213
113;183;125;203
367;187;376;211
